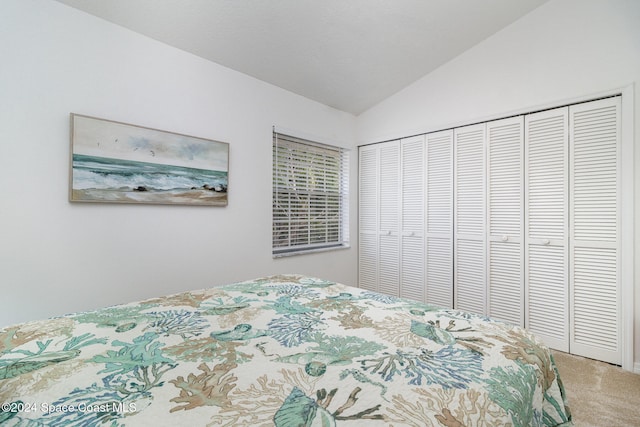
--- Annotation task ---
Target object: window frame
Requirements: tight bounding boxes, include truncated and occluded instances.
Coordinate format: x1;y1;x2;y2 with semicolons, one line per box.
272;131;350;257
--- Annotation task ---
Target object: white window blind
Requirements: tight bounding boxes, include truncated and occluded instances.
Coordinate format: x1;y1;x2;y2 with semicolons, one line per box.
273;131;349;256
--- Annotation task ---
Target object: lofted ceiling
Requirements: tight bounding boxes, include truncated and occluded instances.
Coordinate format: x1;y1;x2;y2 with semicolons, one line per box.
55;0;548;115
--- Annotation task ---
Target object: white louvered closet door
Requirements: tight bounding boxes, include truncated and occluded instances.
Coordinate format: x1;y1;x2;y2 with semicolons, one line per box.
378;141;401;296
400;136;425;302
425;130;453;308
486;117;524;326
454;124;486;315
569;97;621;364
525;107;569;352
358;145;378;292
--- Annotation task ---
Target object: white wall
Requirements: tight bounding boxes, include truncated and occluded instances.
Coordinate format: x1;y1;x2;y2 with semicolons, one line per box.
0;0;358;328
356;0;640;369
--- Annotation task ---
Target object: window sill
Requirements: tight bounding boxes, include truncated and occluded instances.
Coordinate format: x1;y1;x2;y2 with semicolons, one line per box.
273;244;350;258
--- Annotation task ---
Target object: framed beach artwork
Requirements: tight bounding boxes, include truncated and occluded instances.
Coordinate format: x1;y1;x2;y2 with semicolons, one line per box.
69;114;229;206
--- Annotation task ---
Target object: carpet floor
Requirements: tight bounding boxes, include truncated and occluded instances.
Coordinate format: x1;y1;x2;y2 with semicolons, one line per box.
552;351;640;426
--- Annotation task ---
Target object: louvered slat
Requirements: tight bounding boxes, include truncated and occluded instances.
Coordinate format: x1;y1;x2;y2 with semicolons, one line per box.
358;233;377;292
358;145;378;291
402;236;424;301
379;234;400;296
358;147;377;232
488;242;522;324
527;245;568;350
572;103;618;242
379;142;400;234
427;131;453;234
426;130;453;308
487;117;523;326
455;239;485;314
455;126;485;236
378;141;400;297
570;97;620;364
402;136;424;234
525;107;568;351
454;124;485;315
527;113;566;240
401;136;425;301
426;237;452;308
573;248;617;347
488;118;522;237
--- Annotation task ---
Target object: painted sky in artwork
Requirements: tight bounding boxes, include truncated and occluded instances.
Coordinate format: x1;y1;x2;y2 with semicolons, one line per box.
72;115;228;172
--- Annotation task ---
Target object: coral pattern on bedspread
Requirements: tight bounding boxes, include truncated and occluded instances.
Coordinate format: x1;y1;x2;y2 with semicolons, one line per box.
0;275;572;426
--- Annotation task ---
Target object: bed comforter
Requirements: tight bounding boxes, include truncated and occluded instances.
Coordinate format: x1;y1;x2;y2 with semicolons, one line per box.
0;274;572;426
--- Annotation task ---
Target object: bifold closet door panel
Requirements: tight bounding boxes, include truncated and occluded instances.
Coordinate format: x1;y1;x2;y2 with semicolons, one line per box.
400;136;425;302
426;130;454;308
569;97;621;364
378;141;401;296
486;117;524;326
358;145;379;292
525;107;569;352
454;124;486;315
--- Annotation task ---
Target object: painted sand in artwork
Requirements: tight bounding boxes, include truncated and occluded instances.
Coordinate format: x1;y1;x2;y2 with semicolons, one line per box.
70;115;228;205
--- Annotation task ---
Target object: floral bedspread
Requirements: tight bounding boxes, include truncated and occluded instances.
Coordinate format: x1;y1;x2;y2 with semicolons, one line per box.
0;275;572;426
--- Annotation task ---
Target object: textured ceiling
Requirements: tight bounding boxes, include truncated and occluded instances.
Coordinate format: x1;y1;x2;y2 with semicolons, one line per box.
55;0;548;115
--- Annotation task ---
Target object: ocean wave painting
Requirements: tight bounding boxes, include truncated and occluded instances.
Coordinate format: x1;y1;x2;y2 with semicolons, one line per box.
70;114;229;205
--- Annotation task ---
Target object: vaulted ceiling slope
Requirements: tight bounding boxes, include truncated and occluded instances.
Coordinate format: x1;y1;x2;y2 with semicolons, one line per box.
55;0;548;115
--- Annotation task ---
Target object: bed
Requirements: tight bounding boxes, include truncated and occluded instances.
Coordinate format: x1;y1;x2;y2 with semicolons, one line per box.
1;274;572;426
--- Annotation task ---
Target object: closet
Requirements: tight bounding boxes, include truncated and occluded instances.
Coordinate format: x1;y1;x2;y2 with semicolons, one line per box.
358;96;623;365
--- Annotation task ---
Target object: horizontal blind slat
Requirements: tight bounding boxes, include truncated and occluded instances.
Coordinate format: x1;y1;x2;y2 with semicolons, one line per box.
273;132;349;255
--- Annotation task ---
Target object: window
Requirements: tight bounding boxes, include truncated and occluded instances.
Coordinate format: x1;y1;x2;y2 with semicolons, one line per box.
272;131;349;256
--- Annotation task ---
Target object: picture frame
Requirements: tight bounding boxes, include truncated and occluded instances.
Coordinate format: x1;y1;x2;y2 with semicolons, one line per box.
69;114;229;206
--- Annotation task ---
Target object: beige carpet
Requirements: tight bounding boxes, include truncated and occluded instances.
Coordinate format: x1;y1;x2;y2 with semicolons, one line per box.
552;351;640;426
